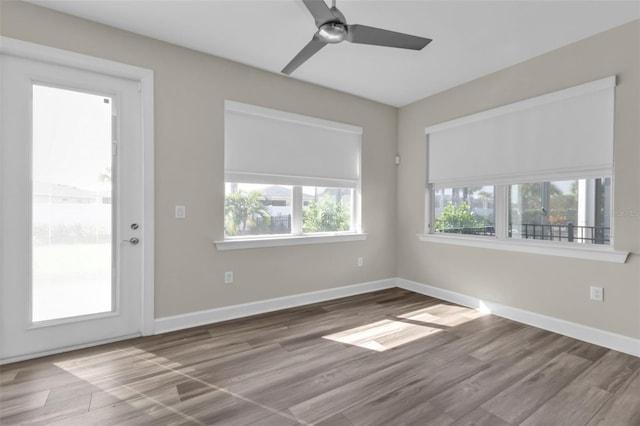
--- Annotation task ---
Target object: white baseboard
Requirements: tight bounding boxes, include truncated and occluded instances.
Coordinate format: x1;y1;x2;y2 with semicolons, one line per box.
8;277;634;364
397;278;640;358
155;278;397;334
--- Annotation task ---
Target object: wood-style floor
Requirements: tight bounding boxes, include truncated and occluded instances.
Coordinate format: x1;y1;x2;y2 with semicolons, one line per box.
1;288;639;425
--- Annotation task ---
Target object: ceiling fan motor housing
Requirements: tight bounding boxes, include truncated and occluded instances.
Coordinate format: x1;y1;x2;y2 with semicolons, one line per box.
318;22;347;43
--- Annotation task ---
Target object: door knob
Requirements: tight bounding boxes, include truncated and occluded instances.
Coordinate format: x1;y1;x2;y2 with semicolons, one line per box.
121;237;140;245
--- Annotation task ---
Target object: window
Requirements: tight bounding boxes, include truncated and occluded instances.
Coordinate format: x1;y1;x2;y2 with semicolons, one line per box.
423;76;621;257
224;183;292;236
433;186;495;236
222;101;362;243
302;186;353;233
510;178;610;245
224;183;354;237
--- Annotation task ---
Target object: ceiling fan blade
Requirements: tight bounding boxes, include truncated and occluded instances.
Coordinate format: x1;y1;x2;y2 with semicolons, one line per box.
302;0;336;27
346;24;432;50
281;35;327;75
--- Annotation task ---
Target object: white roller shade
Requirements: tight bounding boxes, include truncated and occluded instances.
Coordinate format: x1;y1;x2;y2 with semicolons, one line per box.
225;101;362;188
426;76;615;186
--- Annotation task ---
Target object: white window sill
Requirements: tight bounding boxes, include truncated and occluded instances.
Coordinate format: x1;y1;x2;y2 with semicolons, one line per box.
417;233;629;264
215;233;367;251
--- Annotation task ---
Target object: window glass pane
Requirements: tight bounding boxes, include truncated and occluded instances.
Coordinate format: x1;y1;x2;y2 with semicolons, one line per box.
224;183;292;236
32;84;113;322
509;178;610;244
302;187;353;233
433;186;495;236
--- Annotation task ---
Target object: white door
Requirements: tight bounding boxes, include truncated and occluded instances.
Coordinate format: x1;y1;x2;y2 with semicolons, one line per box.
1;54;146;361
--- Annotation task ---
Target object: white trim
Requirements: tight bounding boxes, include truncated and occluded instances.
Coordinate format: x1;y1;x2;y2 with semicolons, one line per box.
417;233;629;264
154;278;395;334
291;186;303;235
215;232;367;251
140;72;155;336
225;100;363;135
0;36;156;336
1;37;152;83
424;75;616;135
397;278;640;358
494;185;509;240
0;333;140;365
224;172;358;188
427;167;613;187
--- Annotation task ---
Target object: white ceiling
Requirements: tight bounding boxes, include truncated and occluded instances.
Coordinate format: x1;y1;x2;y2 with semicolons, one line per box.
26;0;640;107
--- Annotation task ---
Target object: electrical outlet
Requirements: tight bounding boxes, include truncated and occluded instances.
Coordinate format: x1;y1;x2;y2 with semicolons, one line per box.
224;271;233;284
590;286;604;302
357;257;364;267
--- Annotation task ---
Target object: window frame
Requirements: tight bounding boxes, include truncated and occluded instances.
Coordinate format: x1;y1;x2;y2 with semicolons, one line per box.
222;183;359;238
430;184;497;237
508;178;612;245
422;180;628;263
218;182;365;250
219;184;365;250
217;102;366;250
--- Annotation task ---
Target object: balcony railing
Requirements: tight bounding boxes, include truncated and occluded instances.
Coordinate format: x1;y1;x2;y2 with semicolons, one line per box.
438;223;610;245
512;223;609;245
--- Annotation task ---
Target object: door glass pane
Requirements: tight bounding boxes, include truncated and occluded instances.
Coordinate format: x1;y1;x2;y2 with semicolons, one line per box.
32;84;113;322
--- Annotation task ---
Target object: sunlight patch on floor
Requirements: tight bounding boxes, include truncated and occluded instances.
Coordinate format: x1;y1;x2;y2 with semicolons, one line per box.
323;319;442;352
323;303;489;352
398;303;489;326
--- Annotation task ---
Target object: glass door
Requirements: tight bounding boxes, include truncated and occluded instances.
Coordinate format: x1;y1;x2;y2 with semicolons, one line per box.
1;53;146;362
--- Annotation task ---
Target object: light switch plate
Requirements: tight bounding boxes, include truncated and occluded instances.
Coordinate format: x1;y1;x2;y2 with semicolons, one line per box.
175;205;186;219
590;286;604;302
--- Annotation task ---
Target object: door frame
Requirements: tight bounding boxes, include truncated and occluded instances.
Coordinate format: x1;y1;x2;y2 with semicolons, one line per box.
0;37;155;362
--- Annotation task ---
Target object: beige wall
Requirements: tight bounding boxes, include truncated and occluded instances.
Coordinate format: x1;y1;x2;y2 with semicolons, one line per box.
398;20;640;339
1;1;398;317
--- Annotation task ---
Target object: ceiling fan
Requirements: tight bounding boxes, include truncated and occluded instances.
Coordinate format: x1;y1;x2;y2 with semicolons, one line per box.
282;0;432;75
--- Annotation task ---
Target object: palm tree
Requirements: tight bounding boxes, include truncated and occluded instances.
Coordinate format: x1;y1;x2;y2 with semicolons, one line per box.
224;190;270;235
98;166;111;184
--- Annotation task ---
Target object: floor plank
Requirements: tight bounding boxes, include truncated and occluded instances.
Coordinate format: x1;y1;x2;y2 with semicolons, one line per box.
0;388;50;418
429;349;550;420
340;355;489;426
315;413;354;426
520;380;612;426
1;288;638;426
451;407;511;426
482;352;592;424
577;349;640;392
586;368;640;426
1;394;91;425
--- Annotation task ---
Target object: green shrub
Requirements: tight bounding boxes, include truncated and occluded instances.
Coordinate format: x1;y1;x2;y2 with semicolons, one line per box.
303;194;350;233
435;202;484;233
